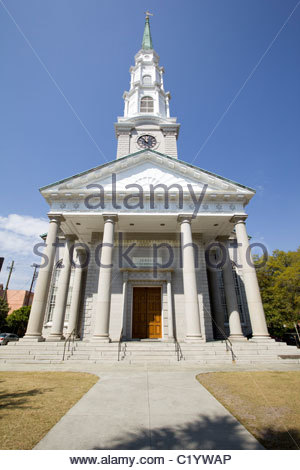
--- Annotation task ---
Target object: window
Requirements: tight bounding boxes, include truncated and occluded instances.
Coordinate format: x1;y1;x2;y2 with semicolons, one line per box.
47;260;75;323
140;96;154;113
142;75;152;85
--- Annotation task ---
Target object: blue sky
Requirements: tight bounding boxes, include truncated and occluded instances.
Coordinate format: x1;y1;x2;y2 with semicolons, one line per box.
0;0;299;289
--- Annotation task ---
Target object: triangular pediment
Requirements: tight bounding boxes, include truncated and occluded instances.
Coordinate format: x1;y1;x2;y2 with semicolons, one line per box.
41;150;255;200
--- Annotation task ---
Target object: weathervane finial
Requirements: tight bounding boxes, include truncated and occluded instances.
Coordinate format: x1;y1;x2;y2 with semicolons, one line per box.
145;10;153;20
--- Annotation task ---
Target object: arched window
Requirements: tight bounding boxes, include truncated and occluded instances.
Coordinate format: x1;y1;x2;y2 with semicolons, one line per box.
140;96;154;113
142;75;152;85
47;260;75;323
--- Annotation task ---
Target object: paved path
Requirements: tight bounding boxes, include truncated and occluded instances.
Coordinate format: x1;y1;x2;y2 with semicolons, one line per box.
34;368;262;450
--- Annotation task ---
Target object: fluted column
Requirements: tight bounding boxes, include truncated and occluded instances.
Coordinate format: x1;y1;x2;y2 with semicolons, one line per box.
178;216;202;342
222;249;244;340
49;235;76;340
93;215;118;342
67;248;86;336
24;215;63;341
167;273;174;341
207;267;225;339
232;216;269;339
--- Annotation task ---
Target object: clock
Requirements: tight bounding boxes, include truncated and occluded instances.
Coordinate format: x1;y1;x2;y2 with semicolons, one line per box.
137;134;157;149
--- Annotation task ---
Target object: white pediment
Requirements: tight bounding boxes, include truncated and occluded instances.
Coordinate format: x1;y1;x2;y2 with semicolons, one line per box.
41;151;254;197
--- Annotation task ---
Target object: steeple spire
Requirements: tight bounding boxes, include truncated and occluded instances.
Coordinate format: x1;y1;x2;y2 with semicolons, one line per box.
142;11;153;50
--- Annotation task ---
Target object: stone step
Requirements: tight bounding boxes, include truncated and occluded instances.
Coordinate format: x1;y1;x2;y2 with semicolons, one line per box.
76;345;118;351
184;356;233;362
123;348;176;352
126;358;179;363
125;353;177;359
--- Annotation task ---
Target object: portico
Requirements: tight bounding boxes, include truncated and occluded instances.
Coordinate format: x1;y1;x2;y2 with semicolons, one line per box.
24;193;268;345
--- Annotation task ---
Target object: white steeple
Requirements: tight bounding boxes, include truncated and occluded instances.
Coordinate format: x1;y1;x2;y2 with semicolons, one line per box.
115;14;180;159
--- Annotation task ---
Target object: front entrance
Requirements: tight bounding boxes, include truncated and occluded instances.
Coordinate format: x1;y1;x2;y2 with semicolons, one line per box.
132;287;162;339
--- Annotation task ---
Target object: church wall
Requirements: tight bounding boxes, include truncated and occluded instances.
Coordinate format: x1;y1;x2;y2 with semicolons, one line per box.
116;134;130;159
42;239;67;339
164;134;178;158
195;236;214;341
80;233;102;339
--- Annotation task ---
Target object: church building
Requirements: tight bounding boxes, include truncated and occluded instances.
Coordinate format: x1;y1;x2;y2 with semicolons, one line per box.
24;15;271;350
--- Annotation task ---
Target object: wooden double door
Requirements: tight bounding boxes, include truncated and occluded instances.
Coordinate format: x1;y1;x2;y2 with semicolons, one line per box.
132;287;162;339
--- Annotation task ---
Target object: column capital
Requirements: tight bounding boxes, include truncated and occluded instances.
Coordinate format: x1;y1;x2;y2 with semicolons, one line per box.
48;214;65;223
230;215;247;224
177;214;192;225
103;214;119;223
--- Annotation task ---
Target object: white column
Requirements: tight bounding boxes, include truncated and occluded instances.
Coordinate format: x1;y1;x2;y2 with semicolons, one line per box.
121;272;128;339
233;217;269;339
167;273;174;341
93;215;118;342
178;216;202;342
49;235;76;340
67;248;86;336
24;215;63;341
222;252;244;340
207;267;225;339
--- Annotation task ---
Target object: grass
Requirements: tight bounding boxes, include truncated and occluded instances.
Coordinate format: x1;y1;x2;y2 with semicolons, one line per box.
0;371;98;449
197;371;300;450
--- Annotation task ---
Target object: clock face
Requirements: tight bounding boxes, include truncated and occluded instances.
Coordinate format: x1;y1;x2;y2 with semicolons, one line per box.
137;134;157;149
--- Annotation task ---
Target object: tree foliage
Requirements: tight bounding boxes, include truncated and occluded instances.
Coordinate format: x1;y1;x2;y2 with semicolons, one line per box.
0;296;9;331
255;247;300;337
6;306;31;337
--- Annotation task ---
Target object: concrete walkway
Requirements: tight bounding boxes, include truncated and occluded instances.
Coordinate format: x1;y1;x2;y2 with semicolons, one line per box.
34;367;263;450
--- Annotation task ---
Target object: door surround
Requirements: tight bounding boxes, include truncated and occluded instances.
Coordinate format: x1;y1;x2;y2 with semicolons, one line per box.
129;282;164;340
120;269;174;341
131;286;162;339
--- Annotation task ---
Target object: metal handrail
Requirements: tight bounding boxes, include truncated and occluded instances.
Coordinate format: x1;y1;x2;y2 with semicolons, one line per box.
202;304;237;362
62;329;76;361
174;336;183;361
118;328;124;361
224;335;237;362
294;322;300;348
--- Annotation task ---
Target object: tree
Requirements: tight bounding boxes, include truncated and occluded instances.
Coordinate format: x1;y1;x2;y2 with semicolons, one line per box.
0;296;9;331
255;247;300;337
6;306;31;337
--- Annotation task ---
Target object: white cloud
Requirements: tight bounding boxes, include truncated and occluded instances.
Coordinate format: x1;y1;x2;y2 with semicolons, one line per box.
0;214;48;239
0;214;49;290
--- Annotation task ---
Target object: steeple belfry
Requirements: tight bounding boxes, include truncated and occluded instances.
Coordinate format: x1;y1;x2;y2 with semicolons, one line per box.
114;14;180;159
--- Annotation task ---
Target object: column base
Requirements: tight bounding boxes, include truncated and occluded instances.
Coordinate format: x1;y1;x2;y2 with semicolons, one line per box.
22;335;45;342
249;335;274;343
47;334;65;342
184;335;203;343
229;335;248;342
91;336;111;343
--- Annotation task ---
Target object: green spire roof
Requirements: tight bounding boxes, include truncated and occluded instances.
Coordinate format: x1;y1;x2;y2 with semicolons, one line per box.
142;17;153;50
